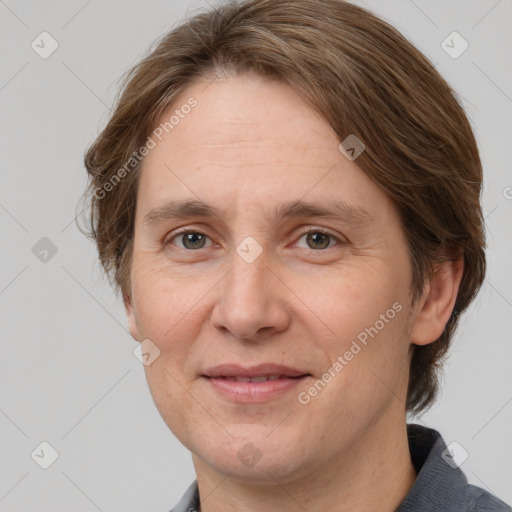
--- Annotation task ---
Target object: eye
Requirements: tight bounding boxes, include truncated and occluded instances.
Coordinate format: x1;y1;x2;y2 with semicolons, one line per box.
165;227;343;253
167;230;213;250
296;229;341;250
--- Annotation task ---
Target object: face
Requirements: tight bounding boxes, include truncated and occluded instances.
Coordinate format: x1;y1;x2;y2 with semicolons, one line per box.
125;72;423;484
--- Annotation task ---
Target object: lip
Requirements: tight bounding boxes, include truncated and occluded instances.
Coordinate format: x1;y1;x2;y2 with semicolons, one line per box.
202;363;311;403
202;363;308;378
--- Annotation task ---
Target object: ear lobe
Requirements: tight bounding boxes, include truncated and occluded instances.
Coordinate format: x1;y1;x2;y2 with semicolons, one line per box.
123;293;141;342
410;255;464;346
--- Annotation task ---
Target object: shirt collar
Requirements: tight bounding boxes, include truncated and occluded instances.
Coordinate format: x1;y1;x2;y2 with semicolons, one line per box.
394;423;470;511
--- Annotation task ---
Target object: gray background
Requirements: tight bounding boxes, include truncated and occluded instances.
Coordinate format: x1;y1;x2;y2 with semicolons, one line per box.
0;0;511;510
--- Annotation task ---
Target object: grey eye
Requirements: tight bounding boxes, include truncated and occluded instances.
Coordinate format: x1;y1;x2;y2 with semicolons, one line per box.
299;231;336;250
174;231;210;250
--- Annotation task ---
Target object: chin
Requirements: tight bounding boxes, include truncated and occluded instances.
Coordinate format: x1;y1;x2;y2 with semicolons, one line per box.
190;428;316;484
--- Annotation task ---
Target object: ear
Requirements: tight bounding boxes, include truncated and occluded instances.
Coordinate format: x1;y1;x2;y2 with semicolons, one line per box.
410;255;464;346
123;292;141;342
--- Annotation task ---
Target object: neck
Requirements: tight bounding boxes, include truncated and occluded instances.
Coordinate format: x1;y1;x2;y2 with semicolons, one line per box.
193;414;417;512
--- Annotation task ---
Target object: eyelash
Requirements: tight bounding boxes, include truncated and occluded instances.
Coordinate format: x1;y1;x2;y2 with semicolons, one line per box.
164;227;343;252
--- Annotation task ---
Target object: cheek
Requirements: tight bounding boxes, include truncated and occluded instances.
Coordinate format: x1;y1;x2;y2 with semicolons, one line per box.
292;263;411;403
292;259;406;344
297;307;411;438
129;274;198;400
130;256;204;339
142;362;201;447
132;268;202;423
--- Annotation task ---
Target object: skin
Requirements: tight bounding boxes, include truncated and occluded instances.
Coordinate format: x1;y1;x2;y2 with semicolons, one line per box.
124;72;463;512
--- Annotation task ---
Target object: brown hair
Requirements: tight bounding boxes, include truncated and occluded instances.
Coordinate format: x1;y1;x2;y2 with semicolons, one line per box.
80;0;485;414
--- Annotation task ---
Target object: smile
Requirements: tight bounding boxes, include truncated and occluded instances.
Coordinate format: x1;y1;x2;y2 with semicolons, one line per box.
203;374;310;403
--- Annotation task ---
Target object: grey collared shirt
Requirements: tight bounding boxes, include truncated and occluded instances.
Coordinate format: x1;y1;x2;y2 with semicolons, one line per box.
169;424;511;512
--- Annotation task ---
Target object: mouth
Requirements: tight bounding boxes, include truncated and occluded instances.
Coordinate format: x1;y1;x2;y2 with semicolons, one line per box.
201;363;312;403
210;374;306;382
202;362;310;379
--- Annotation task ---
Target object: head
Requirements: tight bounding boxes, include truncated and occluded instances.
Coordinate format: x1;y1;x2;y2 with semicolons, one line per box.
81;0;485;483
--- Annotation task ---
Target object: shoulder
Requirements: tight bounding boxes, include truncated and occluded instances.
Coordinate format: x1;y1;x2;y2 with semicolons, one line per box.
466;484;511;512
397;424;511;512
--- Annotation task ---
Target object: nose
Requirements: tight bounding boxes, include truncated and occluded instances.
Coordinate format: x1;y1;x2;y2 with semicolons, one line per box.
211;247;291;341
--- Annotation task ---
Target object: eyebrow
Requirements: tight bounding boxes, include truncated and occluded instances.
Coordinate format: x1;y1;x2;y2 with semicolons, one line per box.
142;198;373;227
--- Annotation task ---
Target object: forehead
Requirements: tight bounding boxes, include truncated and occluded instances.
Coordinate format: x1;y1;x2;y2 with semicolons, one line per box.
142;73;339;169
136;73;394;222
